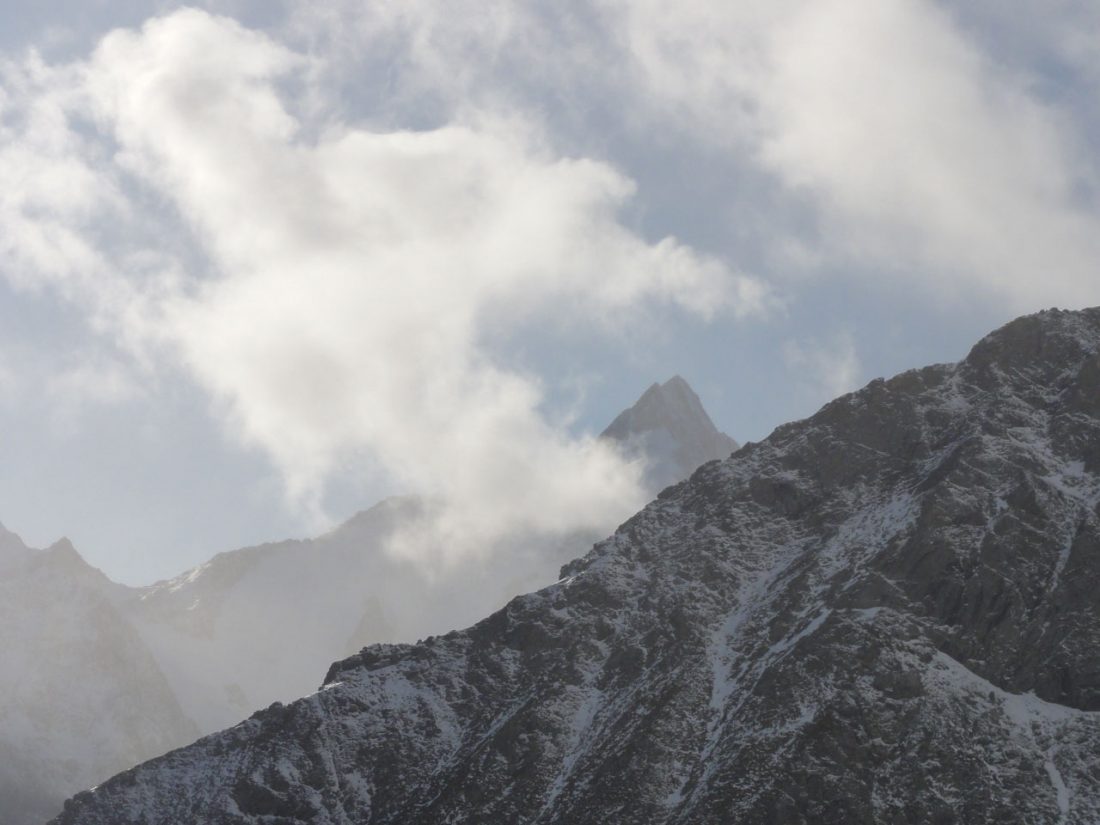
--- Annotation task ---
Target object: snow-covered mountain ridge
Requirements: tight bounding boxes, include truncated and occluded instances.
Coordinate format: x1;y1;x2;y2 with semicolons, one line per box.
53;308;1100;823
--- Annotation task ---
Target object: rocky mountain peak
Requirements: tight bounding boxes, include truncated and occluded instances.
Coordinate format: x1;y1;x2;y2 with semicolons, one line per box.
962;306;1100;386
602;375;738;492
38;537;120;590
45;536;79;560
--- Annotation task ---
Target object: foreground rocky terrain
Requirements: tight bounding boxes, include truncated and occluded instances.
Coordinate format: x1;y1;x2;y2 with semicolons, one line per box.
53;309;1100;824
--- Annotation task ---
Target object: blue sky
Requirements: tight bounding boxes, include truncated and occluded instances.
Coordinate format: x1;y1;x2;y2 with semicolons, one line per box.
1;0;1097;583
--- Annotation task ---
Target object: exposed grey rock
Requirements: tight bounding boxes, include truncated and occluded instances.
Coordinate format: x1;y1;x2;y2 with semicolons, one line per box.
53;307;1100;824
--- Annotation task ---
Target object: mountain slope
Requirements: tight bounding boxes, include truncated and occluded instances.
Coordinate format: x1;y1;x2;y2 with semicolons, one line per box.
0;532;197;825
54;309;1100;824
125;497;600;733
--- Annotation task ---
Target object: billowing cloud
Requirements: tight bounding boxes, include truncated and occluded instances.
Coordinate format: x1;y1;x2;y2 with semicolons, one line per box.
1;9;763;563
0;54;115;297
293;0;1100;312
616;0;1100;309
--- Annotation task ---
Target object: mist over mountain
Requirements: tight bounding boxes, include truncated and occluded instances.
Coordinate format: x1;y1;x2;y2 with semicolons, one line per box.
0;378;732;825
124;375;734;733
5;2;1100;823
0;531;197;825
124;496;596;735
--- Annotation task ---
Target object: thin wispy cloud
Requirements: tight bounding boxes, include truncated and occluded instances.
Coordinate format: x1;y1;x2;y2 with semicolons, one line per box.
621;0;1100;307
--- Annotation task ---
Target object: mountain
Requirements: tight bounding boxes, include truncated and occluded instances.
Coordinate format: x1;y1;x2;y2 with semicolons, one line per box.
0;530;197;825
53;308;1100;824
602;374;738;491
122;375;733;734
0;377;731;824
123;496;592;733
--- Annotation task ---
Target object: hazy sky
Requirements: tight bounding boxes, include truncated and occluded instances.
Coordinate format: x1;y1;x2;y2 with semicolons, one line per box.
1;0;1098;584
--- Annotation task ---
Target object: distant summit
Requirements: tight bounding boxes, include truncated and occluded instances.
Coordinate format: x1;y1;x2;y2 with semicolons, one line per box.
602;375;738;491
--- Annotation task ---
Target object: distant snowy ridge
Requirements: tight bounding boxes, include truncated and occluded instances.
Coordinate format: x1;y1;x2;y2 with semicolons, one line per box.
53;308;1100;824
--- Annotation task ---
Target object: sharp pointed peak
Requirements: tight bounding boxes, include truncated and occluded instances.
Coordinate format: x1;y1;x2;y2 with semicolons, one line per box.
661;374;691;390
630;374;702;409
44;536;88;568
48;536;77;552
600;375;738;492
606;375;713;432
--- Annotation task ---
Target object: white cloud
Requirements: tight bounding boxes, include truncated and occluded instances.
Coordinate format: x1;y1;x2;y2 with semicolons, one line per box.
0;53;113;295
294;0;1100;312
0;9;763;563
612;0;1100;310
783;332;861;406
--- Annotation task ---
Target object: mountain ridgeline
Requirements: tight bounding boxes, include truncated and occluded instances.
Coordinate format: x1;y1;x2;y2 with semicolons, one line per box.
0;377;734;825
53;308;1100;824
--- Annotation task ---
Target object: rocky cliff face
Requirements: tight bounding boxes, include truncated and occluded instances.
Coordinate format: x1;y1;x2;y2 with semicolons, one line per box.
53;308;1100;824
